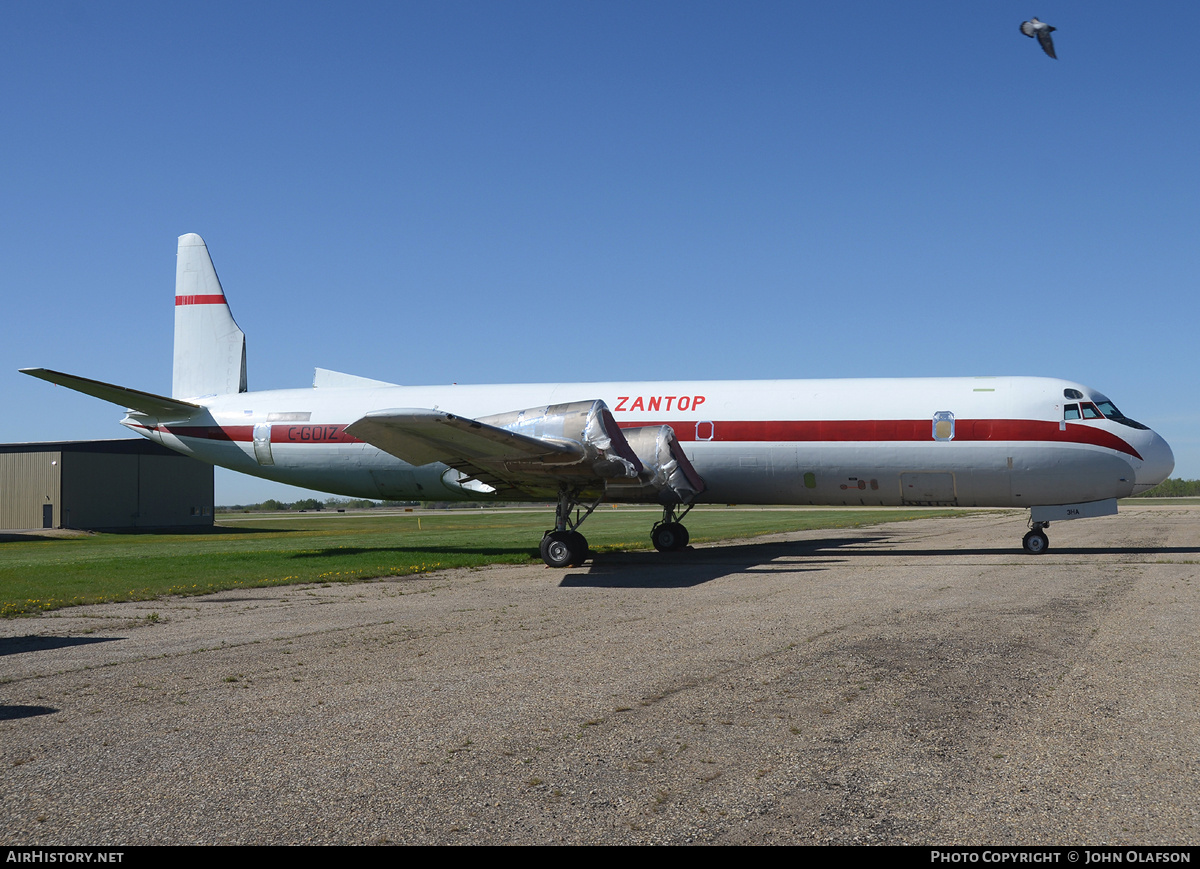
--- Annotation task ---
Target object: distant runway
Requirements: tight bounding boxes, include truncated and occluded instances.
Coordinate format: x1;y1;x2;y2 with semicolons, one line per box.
3;506;1198;845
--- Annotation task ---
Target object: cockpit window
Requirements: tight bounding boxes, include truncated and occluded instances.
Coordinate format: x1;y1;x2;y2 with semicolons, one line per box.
1093;399;1150;430
1063;388;1084;400
1064;399;1151;429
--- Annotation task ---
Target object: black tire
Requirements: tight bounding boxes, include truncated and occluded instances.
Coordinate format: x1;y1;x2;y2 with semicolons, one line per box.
1022;530;1049;554
564;531;588;566
541;530;587;567
652;522;688;552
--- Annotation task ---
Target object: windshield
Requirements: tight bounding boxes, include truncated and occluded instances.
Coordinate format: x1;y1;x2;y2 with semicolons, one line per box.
1093;398;1150;430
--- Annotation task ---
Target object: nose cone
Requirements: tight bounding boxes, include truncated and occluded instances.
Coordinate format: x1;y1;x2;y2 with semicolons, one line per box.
1131;430;1175;494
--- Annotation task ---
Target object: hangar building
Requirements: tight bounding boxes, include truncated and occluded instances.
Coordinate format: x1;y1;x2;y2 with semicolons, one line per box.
0;439;213;531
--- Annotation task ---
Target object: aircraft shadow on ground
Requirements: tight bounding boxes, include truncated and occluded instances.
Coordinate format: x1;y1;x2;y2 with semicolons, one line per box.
0;635;123;658
0;705;57;721
565;537;1200;587
562;536;887;588
1039;545;1200;556
831;544;1200;558
287;545;533;560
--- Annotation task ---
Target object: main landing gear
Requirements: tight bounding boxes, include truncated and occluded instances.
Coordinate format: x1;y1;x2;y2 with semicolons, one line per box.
539;489;698;567
540;529;589;568
540;488;598;568
1022;521;1050;554
651;503;694;553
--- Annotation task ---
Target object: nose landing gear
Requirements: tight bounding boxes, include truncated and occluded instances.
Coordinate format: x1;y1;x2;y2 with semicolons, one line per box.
1022;522;1050;554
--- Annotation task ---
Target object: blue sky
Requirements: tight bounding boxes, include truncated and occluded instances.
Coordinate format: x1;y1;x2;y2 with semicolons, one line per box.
4;2;1197;504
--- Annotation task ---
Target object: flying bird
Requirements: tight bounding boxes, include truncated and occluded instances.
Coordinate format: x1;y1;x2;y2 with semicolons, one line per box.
1020;18;1057;59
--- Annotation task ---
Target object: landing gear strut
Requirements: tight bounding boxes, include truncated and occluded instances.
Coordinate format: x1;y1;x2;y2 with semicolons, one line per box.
539;491;699;565
1022;521;1050;554
651;503;694;552
540;487;598;568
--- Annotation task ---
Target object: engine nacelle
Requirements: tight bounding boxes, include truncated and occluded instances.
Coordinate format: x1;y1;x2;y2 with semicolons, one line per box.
606;424;706;505
478;399;643;481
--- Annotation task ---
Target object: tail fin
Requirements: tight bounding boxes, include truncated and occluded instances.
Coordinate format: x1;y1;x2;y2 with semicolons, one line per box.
173;233;247;399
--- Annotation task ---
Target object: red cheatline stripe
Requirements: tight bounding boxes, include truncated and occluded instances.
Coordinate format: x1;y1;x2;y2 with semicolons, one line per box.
623;419;1141;459
150;418;1142;460
157;424;362;445
175;295;227;306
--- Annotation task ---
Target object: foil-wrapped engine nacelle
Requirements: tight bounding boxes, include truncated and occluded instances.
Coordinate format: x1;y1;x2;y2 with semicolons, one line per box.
478;399;643;481
606;424;707;505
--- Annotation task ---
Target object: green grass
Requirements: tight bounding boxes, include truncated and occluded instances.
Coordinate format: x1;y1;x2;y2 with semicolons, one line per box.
0;506;960;616
1121;497;1200;506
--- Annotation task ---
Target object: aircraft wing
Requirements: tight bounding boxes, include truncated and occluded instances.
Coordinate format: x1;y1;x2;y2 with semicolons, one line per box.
346;408;583;467
347;401;649;499
20;368;201;418
347;400;705;504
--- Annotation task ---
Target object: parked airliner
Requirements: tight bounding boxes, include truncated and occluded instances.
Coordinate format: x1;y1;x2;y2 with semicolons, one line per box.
23;234;1174;566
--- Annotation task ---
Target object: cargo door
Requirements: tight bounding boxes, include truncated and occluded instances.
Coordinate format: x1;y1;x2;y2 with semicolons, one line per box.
901;472;957;506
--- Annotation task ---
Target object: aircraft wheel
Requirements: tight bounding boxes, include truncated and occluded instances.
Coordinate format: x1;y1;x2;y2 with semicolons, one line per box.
541;530;588;568
565;531;588;566
652;522;688;552
1022;530;1049;554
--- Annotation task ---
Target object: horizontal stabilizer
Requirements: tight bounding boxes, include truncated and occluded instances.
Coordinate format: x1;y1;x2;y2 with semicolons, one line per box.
347;408;582;468
313;368;400;389
20;368;200;418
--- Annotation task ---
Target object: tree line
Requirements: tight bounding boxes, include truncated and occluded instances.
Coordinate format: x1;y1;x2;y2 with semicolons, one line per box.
216;498;418;513
1128;478;1200;497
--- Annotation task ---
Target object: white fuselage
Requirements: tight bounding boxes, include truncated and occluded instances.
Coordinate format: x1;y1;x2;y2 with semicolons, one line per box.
125;375;1174;509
